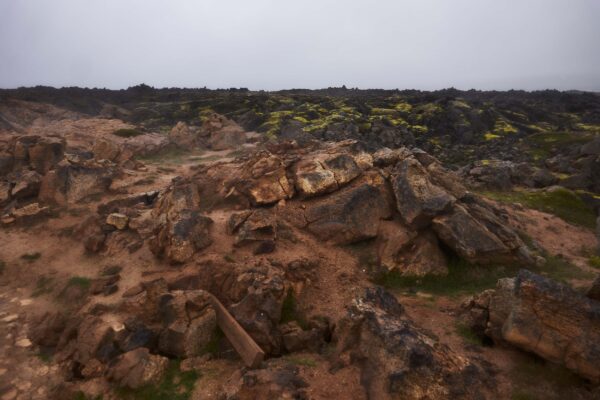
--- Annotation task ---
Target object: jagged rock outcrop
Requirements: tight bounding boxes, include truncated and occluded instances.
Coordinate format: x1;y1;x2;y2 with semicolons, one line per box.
391;156;455;228
149;178;213;263
147;140;535;274
461;270;600;382
333;288;491;399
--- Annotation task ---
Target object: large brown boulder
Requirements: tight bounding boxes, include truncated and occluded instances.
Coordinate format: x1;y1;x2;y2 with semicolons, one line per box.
39;159;117;205
157;290;218;358
333;288;491;399
432;198;532;265
201;113;247;150
462;270;600;383
228;263;286;355
304;174;391;245
236;152;294;205
150;179;213;263
293;153;362;197
391;157;455;228
227;208;276;247
377;225;447;277
169;121;198;148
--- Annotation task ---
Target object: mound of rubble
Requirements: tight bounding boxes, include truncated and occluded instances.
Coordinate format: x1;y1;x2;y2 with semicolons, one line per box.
131;140;536;275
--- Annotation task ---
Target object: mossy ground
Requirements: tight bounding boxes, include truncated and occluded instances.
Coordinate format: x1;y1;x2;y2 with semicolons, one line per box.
481;187;596;229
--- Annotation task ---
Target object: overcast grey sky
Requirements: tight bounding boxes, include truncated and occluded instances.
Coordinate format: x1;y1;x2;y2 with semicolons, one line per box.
1;0;599;91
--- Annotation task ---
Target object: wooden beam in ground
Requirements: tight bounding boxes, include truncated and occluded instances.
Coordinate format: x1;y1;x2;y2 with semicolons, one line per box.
208;294;265;368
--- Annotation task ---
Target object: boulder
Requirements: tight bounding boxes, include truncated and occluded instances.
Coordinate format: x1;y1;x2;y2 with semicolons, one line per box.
238;153;294;205
28;136;65;173
228;263;286;355
293;158;337;197
106;348;169;389
391;157;455;228
432;202;527;265
10;169;41;199
106;213;129;230
157;290;218;358
39;159;117;205
227;209;276;246
10;202;51;223
169;121;198;148
333;287;489;399
92;138;121;161
293;153;362;197
301;174;392;244
151;209;213;263
462;270;600;383
378;228;448;277
150;179;212;263
201;113;247;150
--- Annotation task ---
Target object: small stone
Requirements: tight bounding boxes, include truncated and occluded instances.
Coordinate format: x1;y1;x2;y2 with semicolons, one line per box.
15;338;32;348
15;381;31;391
19;299;33;306
37;366;49;376
0;368;6;376
2;314;18;323
106;213;129;230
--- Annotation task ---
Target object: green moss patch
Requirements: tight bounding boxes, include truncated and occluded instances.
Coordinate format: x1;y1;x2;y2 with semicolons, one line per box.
116;360;198;400
482;187;596;229
113;128;143;138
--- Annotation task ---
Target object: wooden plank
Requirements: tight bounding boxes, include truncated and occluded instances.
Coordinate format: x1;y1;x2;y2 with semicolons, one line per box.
208;294;265;368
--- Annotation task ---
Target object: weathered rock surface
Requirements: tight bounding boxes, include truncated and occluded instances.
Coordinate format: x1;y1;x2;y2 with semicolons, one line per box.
462;270;600;382
106;348;169;389
334;288;490;399
150;179;212;263
169;121;198;148
156;290;218;358
391;156;455;228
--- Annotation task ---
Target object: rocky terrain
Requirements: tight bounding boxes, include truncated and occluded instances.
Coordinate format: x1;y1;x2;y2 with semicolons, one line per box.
1;87;600;400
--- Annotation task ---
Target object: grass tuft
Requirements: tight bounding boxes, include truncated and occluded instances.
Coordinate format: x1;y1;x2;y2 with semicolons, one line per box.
66;276;92;289
21;252;42;262
116;360;198;400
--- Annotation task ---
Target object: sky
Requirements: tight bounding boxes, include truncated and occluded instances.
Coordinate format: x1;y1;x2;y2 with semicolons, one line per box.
1;0;599;91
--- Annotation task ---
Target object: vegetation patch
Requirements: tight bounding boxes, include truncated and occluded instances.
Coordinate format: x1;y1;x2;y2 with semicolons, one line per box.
482;187;596;229
32;276;56;297
588;255;600;270
21;252;42;262
455;322;484;345
116;360;198;400
65;276;92;289
286;355;317;367
113;128;143;138
280;289;308;329
509;353;585;400
375;257;521;297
